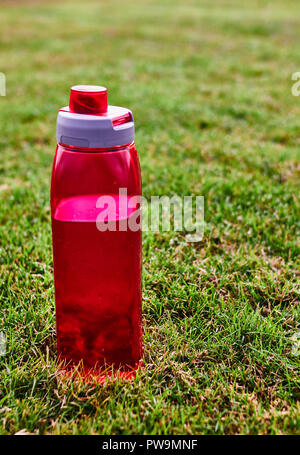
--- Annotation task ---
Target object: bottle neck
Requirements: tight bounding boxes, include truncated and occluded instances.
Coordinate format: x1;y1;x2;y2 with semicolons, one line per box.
57;141;134;153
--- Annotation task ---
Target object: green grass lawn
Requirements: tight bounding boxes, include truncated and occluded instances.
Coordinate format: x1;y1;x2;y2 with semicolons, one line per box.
0;0;299;435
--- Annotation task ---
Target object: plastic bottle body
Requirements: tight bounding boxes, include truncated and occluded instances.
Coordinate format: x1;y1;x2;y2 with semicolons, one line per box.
51;143;142;370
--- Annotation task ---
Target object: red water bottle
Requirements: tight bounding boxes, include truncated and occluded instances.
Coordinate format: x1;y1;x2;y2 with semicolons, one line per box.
50;85;142;373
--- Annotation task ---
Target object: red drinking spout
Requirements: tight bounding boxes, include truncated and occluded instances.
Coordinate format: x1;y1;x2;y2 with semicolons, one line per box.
69;85;108;115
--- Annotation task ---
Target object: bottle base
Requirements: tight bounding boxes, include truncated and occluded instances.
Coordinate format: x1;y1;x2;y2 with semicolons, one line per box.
58;358;143;384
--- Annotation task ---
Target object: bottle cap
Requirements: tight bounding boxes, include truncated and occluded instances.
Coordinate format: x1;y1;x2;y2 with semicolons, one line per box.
56;85;134;149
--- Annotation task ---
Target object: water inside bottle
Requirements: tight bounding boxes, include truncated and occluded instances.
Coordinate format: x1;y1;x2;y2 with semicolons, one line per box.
52;194;142;373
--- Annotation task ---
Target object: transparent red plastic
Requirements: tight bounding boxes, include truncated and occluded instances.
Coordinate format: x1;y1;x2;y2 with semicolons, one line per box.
50;143;142;372
112;112;132;126
69;85;108;115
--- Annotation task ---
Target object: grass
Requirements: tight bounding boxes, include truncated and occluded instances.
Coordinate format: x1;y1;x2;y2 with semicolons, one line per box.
0;0;299;435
